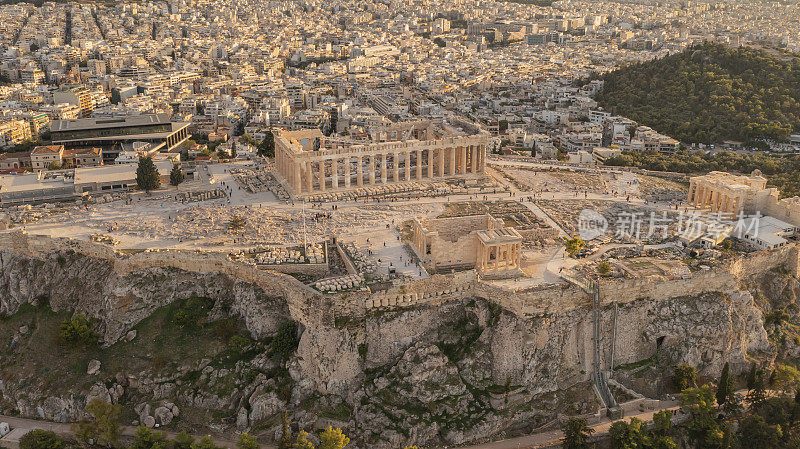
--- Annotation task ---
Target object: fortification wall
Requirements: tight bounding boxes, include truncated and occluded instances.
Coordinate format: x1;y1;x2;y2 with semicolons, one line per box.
474;282;589;316
364;271;478;309
1;231;798;323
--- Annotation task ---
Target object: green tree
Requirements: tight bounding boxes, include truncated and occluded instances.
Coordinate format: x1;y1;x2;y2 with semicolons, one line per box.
292;431;315;449
747;362;758;391
653;410;673;436
19;430;64;449
237;433;259;449
129;425;167;449
747;371;768;407
564;237;586;256
716;362;733;406
673;364;697;391
231;141;237;159
773;363;800;393
610;418;652;449
191;436;222;449
679;385;723;449
597;261;611;276
318;426;349;449
240;134;256;146
136;157;161;192
59;314;98;345
172;431;195;449
270;320;299;359
258;131;275;158
170;164;184;186
71;399;122;446
739;414;782;449
561;417;594;449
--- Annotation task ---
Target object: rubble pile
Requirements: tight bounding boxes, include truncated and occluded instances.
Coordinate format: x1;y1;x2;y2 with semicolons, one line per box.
304;181;466;203
314;273;365;292
231;168;271;193
344;242;378;276
176;189;226;202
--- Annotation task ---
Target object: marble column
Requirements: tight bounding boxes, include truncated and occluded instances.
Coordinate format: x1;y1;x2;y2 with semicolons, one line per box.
381;153;388;184
471;146;479;174
438;148;445;177
318;160;326;191
357;155;363;187
305;161;313;192
292;161;301;194
405;151;411;181
460;146;467;174
426;150;433;178
369;155;376;185
416;149;422;179
331;158;339;189
449;147;456;175
344;156;351;188
393;151;400;182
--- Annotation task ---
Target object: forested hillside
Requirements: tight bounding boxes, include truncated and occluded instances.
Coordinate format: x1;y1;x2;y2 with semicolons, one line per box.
595;42;800;144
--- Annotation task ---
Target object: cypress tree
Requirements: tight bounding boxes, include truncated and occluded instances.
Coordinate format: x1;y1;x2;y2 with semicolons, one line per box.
136;157;161;192
716;362;732;406
170;164;184;186
746;362;757;391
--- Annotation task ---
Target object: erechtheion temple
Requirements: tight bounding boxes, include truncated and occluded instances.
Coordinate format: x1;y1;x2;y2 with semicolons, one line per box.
688;170;800;227
273;120;490;197
410;214;523;278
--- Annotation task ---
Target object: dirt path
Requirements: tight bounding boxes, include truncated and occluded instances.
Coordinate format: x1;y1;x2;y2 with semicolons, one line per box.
0;415;251;449
457;403;681;449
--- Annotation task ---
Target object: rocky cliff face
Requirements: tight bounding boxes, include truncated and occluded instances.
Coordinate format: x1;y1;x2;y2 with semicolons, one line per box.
0;248;787;448
0;249;290;343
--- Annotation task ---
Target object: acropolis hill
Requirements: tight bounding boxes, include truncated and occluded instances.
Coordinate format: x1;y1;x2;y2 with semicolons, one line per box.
2;157;800;448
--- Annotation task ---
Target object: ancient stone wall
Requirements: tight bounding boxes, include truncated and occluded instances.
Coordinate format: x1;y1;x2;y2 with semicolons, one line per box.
1;231;799;325
364;271;478;309
424;214;494;242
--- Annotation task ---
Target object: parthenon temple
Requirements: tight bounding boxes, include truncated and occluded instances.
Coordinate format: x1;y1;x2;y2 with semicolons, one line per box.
273;120;490;197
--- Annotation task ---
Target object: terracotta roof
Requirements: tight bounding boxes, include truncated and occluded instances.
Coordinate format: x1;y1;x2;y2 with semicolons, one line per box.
31;145;64;154
64;147;102;156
